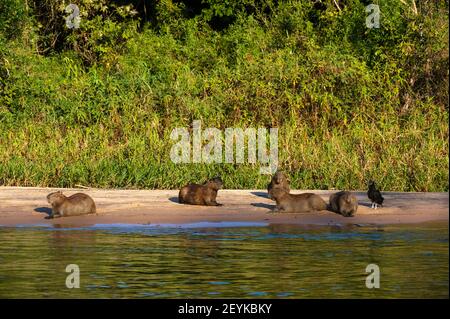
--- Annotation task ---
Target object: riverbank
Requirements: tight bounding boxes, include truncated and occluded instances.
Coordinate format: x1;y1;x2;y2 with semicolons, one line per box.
1;3;448;193
0;187;447;227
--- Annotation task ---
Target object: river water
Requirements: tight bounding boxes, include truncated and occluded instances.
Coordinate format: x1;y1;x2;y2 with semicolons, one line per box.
0;221;447;298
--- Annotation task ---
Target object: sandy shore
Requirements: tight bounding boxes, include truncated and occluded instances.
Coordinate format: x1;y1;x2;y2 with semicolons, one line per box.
0;187;448;227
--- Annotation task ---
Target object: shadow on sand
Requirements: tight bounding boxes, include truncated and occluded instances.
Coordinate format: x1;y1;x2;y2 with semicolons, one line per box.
169;197;180;204
251;191;269;199
251;203;275;210
34;207;53;219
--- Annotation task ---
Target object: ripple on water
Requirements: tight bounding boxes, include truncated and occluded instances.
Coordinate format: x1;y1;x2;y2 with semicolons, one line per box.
209;281;231;285
0;222;447;298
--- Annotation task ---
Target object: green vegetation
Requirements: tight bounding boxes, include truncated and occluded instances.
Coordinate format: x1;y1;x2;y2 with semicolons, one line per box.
0;0;448;191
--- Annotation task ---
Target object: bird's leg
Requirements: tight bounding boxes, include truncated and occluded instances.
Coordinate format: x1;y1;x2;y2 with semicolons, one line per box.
371;202;374;209
375;203;378;210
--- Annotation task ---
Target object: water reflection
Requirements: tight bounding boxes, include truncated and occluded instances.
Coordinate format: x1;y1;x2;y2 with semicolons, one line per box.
0;222;447;298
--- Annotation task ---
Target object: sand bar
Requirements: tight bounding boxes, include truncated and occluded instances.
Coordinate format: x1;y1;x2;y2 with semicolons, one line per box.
0;187;448;227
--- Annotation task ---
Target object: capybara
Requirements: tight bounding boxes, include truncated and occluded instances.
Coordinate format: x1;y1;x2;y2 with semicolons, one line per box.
178;177;223;206
267;171;290;200
329;191;358;217
47;191;96;218
270;187;327;213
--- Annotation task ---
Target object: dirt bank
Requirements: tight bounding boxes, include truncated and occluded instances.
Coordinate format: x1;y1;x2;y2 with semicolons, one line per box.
0;187;447;227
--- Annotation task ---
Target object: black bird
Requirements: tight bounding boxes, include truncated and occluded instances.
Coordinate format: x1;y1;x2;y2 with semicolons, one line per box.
368;180;384;209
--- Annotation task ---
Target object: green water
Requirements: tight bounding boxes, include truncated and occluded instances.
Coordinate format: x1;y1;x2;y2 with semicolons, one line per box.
0;222;448;298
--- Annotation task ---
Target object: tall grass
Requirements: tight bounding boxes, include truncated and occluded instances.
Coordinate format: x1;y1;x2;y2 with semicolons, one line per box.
0;0;448;191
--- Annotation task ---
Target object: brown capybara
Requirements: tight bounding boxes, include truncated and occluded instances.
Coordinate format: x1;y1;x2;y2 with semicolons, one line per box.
270;187;327;213
267;171;290;200
178;177;223;206
329;191;358;217
47;191;96;219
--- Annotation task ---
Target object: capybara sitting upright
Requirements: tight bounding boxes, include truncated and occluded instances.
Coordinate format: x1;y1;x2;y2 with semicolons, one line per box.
329;191;358;217
47;191;96;218
270;187;327;213
267;171;290;200
178;177;223;206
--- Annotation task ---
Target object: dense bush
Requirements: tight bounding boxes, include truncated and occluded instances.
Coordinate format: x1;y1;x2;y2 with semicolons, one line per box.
0;0;448;191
